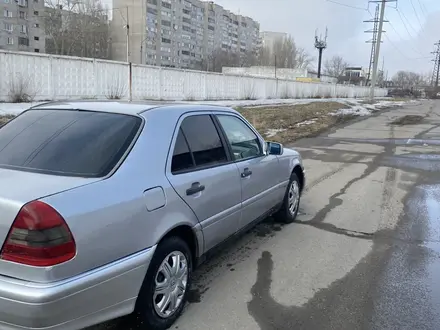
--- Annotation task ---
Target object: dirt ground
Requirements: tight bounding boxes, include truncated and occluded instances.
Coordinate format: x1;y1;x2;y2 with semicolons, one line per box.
237;101;353;144
390;114;424;126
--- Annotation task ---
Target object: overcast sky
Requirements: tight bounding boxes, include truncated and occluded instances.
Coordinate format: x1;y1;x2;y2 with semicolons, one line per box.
213;0;440;78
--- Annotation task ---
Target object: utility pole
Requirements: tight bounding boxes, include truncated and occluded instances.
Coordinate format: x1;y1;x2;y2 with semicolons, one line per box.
431;41;440;88
125;6;130;63
369;0;396;99
364;4;383;86
314;28;328;79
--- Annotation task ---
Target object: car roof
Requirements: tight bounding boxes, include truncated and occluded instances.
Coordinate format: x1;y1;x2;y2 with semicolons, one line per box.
30;100;236;116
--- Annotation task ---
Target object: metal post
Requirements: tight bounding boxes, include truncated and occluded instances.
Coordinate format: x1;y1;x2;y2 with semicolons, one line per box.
370;0;386;100
317;48;323;78
129;62;132;102
126;6;130;63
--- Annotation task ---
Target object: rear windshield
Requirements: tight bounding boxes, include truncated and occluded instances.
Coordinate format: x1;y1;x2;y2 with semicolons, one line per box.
0;109;142;177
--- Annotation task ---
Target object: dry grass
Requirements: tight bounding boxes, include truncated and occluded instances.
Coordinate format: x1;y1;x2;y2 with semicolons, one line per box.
0;115;14;126
237;102;353;144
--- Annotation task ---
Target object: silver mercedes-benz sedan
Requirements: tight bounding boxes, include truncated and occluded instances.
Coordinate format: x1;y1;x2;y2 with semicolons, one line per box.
0;101;305;330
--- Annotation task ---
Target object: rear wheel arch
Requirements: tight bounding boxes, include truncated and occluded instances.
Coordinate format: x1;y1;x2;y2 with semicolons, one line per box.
158;225;199;269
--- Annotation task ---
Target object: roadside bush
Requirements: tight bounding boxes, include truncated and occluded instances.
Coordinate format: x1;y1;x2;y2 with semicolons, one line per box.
106;76;127;100
8;74;36;103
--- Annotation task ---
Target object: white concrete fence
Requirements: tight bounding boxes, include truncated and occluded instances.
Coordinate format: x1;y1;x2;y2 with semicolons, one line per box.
0;50;387;102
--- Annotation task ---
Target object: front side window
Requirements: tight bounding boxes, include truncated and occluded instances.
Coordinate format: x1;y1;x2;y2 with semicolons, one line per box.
217;115;262;161
171;115;227;173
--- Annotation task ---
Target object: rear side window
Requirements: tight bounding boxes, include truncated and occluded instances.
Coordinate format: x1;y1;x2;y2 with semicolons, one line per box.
171;115;227;173
171;128;194;172
0;109;142;177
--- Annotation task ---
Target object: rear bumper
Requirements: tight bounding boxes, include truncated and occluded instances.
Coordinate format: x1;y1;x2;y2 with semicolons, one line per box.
0;246;156;330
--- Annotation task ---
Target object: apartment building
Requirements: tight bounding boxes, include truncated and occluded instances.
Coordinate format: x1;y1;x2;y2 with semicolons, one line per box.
111;0;260;69
0;0;45;52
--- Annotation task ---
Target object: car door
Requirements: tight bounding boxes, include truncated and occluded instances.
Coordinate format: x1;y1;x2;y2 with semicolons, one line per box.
166;113;242;252
215;113;283;230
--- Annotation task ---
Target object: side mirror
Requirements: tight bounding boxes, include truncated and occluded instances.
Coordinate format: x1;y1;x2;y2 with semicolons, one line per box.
266;142;284;155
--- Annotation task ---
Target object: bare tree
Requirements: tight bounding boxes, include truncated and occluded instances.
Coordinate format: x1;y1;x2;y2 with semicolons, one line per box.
392;71;426;89
257;35;312;69
203;48;242;72
295;47;314;69
44;0;110;59
323;55;348;77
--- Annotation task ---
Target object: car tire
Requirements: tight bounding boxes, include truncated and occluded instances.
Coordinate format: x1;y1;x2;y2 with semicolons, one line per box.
275;172;301;224
133;236;192;330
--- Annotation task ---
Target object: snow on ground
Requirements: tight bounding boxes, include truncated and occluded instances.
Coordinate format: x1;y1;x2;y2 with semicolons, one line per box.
332;105;373;117
0;102;44;115
0;98;417;116
266;128;287;138
295;119;318;127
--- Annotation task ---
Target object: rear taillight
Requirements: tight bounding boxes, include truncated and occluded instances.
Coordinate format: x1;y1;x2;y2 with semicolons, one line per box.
0;201;76;267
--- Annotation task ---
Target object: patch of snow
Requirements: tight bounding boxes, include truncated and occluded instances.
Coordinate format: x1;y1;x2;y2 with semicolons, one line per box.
0;102;43;115
266;128;286;137
295;119;317;127
333;105;372;117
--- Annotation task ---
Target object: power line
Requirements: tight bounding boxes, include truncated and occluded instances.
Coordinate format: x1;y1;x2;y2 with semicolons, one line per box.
396;7;419;36
417;0;429;17
395;8;415;38
410;0;424;30
325;0;367;11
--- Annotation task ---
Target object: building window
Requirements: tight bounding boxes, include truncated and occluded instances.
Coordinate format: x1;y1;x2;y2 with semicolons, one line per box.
147;0;157;4
161;19;171;27
34;36;39;41
18;0;26;6
4;9;12;17
20;25;27;33
7;37;13;45
161;37;171;44
181;50;190;56
208;17;215;24
34;48;39;52
4;23;13;31
19;11;26;18
241;22;247;27
208;25;214;31
182;8;190;15
33;23;39;28
18;37;29;46
33;11;38;15
182;17;191;24
162;1;171;9
147;8;157;15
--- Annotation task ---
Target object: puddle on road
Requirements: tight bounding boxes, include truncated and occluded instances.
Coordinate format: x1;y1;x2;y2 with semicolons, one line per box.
382;154;440;172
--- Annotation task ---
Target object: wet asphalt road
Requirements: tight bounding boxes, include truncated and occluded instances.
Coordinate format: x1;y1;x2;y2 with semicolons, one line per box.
91;100;440;330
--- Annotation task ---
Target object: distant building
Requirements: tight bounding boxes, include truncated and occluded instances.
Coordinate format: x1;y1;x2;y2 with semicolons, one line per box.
259;31;288;50
307;70;338;84
338;66;367;86
222;65;339;84
0;0;45;53
111;0;260;69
